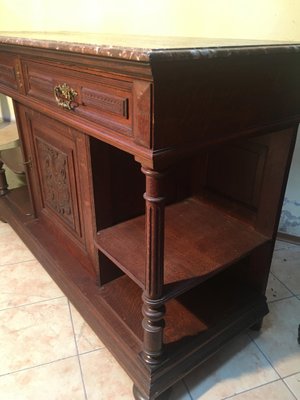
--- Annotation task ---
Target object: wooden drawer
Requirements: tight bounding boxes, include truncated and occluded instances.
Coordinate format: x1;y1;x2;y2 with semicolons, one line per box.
0;52;23;93
22;59;133;137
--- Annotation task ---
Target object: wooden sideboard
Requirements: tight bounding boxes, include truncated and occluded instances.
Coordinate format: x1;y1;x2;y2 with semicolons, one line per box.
0;33;300;399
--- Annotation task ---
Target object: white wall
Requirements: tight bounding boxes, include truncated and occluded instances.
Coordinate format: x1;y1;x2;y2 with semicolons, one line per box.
0;0;299;235
1;0;300;41
279;128;300;236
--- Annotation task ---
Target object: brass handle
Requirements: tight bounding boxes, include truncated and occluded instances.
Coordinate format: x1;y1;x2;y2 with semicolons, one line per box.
54;83;79;111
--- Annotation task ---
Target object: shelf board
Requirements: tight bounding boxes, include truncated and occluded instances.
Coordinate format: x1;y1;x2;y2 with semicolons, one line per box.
99;273;268;349
96;196;269;298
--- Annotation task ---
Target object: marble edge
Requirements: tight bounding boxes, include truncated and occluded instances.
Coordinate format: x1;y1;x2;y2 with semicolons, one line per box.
0;35;152;62
1;33;300;62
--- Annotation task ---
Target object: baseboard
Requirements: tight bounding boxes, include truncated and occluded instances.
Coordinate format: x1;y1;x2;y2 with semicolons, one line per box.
277;231;300;245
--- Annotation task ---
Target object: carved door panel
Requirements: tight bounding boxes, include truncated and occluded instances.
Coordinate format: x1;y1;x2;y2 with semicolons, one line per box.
17;105;98;277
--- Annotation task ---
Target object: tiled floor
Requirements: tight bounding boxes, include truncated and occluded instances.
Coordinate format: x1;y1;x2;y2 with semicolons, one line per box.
0;221;299;400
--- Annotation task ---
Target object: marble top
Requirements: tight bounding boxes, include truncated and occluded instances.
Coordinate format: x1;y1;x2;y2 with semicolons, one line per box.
0;32;299;62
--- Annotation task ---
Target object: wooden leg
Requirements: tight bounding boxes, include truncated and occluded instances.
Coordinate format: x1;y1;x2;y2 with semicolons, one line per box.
133;385;149;400
0;161;8;196
250;318;263;331
142;295;166;365
141;167;166;365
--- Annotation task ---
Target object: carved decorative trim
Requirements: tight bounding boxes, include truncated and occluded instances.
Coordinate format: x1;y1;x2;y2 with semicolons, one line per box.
36;139;74;227
0;64;16;88
82;87;128;118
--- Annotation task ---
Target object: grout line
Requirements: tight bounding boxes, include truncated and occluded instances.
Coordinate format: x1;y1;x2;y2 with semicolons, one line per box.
222;378;282;399
247;331;281;378
0;355;79;378
74;347;106;357
270;271;299;297
181;379;193;400
0;257;36;268
67;300;88;400
281;370;300;380
267;294;295;304
0;295;66;312
282;379;298;400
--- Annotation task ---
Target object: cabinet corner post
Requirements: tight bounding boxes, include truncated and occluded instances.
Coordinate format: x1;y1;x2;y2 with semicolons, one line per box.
141;166;166;365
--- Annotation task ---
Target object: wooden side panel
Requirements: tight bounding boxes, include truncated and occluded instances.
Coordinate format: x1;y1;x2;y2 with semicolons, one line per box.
201;127;298;237
205;141;267;210
152;52;300;151
133;80;152;147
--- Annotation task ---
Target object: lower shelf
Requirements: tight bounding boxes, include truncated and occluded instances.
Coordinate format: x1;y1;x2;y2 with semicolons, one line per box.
99;268;267;349
0;196;269;399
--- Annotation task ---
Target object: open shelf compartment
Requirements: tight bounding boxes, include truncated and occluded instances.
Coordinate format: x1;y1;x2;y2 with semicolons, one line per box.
98;267;268;351
96;196;270;298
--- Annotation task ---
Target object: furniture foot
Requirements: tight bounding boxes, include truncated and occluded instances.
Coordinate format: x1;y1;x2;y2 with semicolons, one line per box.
0;161;8;196
250;318;263;331
133;385;173;400
133;384;148;400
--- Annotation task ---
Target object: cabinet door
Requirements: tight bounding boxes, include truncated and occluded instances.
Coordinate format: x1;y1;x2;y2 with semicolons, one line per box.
17;105;98;277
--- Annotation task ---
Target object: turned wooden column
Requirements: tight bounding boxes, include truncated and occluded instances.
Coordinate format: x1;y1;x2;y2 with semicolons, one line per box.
141;167;166;366
0;161;8;196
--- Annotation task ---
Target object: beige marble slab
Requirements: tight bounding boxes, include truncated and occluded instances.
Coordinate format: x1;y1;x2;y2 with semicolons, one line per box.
266;272;293;303
250;297;300;378
69;303;104;354
0;297;76;374
284;372;300;399
80;348;133;400
271;244;300;295
184;334;278;400
0;259;64;310
226;380;296;400
0;223;34;265
0;357;85;400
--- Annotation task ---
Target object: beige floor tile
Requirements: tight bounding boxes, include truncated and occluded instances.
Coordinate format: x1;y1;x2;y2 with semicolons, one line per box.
266;273;293;303
165;381;192;399
0;259;64;310
0;297;77;375
184;334;278;400
0;223;34;265
274;240;296;252
227;380;296;400
0;221;13;235
69;303;104;353
0;357;85;400
271;245;300;295
80;348;133;400
285;372;300;399
250;297;300;378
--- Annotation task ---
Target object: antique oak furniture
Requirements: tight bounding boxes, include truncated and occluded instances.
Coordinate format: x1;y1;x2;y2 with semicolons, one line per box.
0;33;299;399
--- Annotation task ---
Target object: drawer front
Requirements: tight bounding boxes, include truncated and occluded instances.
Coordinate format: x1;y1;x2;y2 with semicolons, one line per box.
22;59;133;137
0;52;22;92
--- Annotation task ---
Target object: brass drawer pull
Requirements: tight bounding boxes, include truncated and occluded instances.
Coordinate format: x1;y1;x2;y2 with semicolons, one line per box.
54;83;79;110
